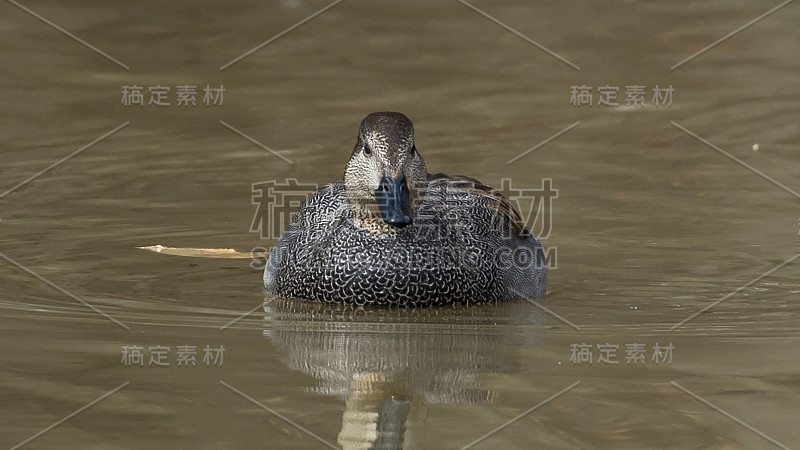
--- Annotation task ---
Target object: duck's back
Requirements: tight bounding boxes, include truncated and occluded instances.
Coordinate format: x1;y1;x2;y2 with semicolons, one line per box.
264;177;547;306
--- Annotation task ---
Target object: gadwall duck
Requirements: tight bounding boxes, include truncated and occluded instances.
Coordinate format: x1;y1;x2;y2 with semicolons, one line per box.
264;112;547;306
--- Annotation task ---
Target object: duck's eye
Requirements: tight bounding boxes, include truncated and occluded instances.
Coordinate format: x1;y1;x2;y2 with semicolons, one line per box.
363;144;372;156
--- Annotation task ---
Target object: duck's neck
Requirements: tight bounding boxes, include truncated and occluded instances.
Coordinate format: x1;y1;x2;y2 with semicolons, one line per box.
346;184;429;235
347;195;400;235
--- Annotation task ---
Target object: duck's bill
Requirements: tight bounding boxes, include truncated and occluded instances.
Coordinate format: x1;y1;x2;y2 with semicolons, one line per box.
375;175;412;228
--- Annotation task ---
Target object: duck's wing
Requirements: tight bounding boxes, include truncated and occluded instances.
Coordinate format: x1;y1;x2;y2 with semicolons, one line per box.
426;172;528;237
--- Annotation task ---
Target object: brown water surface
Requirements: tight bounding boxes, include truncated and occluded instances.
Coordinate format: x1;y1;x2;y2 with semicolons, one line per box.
1;1;799;448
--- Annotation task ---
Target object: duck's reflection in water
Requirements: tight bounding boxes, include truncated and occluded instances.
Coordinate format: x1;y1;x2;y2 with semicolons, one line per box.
263;298;541;449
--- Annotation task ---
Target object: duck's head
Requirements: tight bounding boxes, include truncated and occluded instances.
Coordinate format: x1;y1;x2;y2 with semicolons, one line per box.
344;112;428;232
